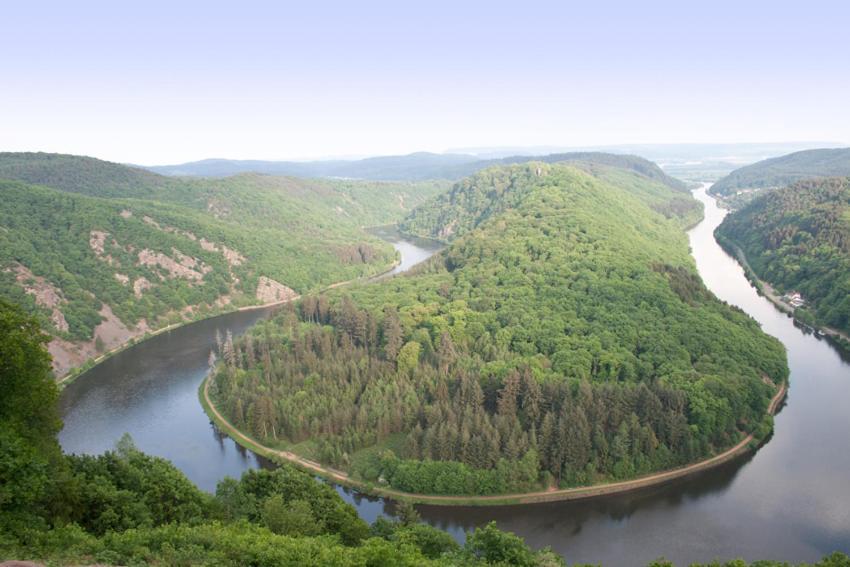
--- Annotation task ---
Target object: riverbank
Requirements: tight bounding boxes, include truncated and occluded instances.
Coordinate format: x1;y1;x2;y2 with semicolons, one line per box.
56;301;273;389
716;235;850;349
54;255;409;388
201;369;787;506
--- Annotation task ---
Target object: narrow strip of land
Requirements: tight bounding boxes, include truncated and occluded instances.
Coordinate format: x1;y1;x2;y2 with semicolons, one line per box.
202;369;786;506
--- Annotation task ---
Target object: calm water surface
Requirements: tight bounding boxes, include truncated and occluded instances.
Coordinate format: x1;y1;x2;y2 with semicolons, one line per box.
60;194;850;565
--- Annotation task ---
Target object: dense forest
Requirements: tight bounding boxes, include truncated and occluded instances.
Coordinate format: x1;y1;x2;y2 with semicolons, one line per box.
716;177;850;335
1;288;843;566
710;148;850;197
0;297;575;565
210;163;787;497
0;153;447;375
401;163;699;242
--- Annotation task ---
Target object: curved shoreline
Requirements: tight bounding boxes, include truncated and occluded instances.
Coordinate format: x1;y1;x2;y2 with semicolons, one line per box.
717;236;850;347
55;257;406;388
201;369;786;506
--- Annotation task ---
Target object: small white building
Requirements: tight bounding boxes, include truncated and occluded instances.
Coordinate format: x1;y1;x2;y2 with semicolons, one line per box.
784;291;805;308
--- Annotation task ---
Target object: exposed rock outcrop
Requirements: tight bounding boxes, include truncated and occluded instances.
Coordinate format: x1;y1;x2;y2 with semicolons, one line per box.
256;276;297;304
8;263;69;333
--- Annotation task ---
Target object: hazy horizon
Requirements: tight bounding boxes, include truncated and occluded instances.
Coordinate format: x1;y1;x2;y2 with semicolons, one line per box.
3;0;849;164
136;140;846;167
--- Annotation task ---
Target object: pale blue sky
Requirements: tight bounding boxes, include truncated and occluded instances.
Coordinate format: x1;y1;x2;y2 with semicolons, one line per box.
2;0;848;163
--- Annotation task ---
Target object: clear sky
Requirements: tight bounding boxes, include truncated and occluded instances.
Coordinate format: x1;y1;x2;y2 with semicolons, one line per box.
2;0;848;164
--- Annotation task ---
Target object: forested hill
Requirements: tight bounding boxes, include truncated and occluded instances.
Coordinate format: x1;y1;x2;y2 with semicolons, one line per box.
0;152;175;198
490;152;688;192
211;163;787;498
148;152;482;181
710;148;850;197
0;153;447;376
401;162;699;241
716;177;850;334
1;298;837;566
147;150;687;191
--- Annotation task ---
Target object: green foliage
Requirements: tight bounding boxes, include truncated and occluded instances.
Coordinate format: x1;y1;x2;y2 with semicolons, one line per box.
466;521;541;566
710;148;850;196
262;496;320;536
64;442;213;535
6;521;446;566
401;161;695;241
686;554;850;567
395;500;421;526
717;177;850;334
212;164;787;496
0;282;835;567
0;153;446;356
371;515;461;560
216;467;369;545
0;299;61;453
0;300;64;530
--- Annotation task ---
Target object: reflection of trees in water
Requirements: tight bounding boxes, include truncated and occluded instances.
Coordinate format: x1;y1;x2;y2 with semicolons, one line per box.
791;319;850;364
211;422;228;451
207;419;276;471
409;449;759;540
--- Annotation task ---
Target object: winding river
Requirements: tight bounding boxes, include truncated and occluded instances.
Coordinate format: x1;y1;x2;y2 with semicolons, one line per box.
60;187;850;566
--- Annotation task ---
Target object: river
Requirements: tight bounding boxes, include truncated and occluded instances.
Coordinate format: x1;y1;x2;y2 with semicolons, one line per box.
60;189;850;566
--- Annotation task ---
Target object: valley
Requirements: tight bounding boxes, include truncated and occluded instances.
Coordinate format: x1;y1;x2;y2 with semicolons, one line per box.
0;153;447;377
51;179;850;566
4;4;850;564
4;149;850;566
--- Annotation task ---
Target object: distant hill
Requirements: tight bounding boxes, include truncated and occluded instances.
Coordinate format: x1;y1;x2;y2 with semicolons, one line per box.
710;148;850;196
716;176;850;335
146;152;482;181
146;151;688;191
0;152;446;376
0;152;174;198
491;152;689;192
401;159;697;242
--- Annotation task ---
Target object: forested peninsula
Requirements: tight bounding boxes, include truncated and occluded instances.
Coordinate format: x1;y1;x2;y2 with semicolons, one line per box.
4;297;827;565
208;162;788;499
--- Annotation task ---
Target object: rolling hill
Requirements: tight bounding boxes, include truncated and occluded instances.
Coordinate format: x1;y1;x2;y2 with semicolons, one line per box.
0;153;447;376
210;162;786;497
146;151;689;191
145;152;482;180
710;148;850;197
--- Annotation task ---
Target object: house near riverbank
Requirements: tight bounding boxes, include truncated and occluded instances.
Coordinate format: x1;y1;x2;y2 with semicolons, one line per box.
783;291;805;308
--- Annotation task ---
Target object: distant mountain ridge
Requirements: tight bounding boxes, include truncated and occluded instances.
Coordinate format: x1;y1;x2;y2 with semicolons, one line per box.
145;151;687;191
710;148;850;196
145;152;482;181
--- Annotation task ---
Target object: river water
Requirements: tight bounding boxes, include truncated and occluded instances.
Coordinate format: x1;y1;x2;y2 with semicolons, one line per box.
60;190;850;565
